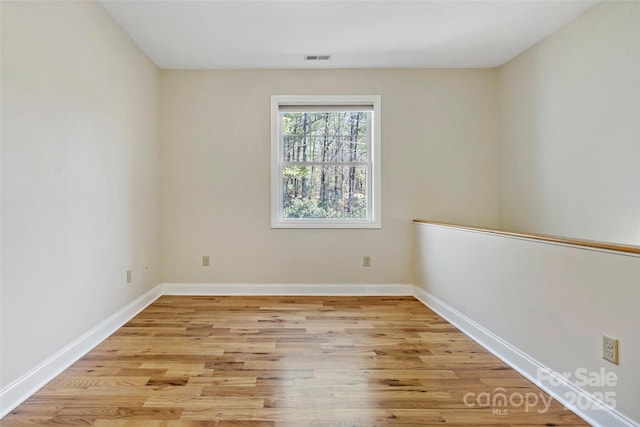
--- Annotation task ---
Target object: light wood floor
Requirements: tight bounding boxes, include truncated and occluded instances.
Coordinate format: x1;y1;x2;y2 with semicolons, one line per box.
2;296;588;426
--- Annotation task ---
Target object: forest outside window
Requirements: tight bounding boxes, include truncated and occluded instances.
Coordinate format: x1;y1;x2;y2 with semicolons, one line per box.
271;95;381;228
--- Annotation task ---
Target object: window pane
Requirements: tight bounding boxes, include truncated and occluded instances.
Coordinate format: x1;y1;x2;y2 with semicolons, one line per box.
281;111;368;163
282;165;368;220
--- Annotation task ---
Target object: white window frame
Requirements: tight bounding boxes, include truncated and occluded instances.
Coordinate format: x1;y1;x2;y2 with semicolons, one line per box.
271;95;381;229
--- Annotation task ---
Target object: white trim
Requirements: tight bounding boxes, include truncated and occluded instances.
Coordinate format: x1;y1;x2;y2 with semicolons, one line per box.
0;282;411;418
160;282;413;296
278;104;374;113
3;282;635;427
273;95;379;108
270;95;382;229
412;286;637;427
0;286;162;419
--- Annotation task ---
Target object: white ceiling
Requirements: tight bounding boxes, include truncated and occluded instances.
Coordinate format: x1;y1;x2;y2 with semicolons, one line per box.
99;0;599;69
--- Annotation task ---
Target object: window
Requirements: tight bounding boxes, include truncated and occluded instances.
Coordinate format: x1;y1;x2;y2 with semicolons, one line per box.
271;95;381;228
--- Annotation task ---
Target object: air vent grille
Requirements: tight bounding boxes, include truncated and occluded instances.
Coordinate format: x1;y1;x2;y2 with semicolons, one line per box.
305;55;331;61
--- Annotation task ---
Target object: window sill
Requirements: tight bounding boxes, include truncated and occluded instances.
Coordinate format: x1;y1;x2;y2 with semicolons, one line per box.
271;219;381;229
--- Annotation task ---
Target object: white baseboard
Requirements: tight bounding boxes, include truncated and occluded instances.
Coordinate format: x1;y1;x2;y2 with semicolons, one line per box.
0;286;162;419
160;282;414;296
412;286;637;427
0;282;411;418
3;283;634;426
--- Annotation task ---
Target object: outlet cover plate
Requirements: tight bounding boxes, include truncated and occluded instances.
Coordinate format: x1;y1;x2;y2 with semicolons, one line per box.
602;335;619;365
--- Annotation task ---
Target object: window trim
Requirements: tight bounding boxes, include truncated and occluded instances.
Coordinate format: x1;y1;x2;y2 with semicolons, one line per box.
271;95;381;229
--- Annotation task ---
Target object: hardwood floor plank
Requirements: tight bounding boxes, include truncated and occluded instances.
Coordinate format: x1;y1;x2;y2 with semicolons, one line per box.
1;296;588;426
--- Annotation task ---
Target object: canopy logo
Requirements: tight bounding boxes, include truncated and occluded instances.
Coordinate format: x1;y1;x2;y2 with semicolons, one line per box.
462;368;618;416
463;388;553;415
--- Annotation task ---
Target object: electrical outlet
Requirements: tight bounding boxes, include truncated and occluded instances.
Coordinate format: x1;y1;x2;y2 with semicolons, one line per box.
202;255;210;267
363;256;371;267
602;335;619;365
144;264;149;274
126;269;132;284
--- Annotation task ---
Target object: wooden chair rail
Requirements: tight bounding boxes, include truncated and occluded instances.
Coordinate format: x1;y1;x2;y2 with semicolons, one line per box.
413;219;640;255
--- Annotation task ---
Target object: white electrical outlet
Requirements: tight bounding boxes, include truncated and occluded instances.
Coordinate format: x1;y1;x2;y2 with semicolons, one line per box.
363;256;371;267
602;335;619;365
126;269;132;283
144;264;149;274
202;255;210;267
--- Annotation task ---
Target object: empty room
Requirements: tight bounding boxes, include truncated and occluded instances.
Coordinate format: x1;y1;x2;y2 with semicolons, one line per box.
1;0;639;426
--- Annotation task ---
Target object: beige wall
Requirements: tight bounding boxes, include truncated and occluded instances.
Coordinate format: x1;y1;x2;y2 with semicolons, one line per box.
414;5;640;423
1;1;160;387
159;69;499;284
498;1;640;245
4;0;637;414
415;223;640;425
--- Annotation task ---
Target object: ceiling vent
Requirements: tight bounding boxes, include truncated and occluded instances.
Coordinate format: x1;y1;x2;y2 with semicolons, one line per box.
305;55;331;61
